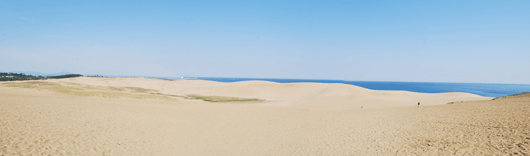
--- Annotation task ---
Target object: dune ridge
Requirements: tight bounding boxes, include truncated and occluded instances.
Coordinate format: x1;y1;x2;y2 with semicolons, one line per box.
45;77;492;109
2;77;525;155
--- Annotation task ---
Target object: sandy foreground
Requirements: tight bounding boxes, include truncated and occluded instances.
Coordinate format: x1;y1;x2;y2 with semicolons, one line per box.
0;77;528;155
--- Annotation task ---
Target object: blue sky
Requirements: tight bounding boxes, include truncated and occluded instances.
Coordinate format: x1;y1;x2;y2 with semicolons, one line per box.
1;0;529;84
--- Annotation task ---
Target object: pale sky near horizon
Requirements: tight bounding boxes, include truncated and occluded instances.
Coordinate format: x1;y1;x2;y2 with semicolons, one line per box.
1;0;529;84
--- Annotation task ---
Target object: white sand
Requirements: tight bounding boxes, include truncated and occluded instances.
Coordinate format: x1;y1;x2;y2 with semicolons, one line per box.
48;77;491;110
1;77;528;155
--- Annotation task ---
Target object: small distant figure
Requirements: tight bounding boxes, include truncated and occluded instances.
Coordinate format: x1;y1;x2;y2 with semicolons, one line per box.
361;106;363;109
418;102;420;107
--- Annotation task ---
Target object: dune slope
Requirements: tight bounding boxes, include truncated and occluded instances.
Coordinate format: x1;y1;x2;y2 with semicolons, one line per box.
46;77;491;109
2;78;525;155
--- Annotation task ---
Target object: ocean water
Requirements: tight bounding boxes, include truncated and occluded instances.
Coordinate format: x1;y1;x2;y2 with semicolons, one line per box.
183;77;530;97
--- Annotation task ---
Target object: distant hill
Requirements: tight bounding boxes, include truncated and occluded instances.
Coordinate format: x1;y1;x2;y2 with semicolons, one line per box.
7;71;74;77
0;72;82;81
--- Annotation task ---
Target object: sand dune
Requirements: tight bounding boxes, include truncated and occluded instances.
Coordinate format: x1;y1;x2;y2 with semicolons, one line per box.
1;77;528;155
48;77;491;109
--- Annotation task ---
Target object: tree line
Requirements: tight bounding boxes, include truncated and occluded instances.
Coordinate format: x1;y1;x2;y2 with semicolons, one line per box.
0;72;83;81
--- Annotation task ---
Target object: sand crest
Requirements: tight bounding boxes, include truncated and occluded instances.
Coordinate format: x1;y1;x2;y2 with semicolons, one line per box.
49;77;491;109
1;77;528;155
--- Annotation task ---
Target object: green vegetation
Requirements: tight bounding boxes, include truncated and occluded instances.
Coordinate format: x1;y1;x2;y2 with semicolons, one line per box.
493;92;530;100
48;74;83;79
151;93;262;102
86;75;106;78
185;94;263;102
447;101;464;104
0;73;46;81
151;93;185;98
2;81;173;100
0;72;82;81
1;77;262;103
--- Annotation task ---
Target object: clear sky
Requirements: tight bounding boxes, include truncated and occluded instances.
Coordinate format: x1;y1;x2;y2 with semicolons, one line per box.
1;0;529;84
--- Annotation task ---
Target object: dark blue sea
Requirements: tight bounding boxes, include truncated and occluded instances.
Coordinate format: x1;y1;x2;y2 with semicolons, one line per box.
179;77;530;97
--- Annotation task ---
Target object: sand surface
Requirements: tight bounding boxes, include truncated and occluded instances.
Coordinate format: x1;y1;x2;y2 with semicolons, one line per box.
1;77;528;155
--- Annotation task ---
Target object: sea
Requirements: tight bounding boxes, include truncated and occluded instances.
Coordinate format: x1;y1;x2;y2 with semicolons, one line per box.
177;77;530;97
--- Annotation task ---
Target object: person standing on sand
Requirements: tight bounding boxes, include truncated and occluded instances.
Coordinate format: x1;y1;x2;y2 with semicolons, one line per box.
418;102;420;107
